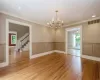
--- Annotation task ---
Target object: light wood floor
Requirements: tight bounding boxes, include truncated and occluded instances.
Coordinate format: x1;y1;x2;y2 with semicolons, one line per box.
9;51;29;64
0;53;100;80
68;49;80;56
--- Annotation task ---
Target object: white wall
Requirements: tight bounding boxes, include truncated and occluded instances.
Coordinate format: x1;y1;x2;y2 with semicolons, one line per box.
31;24;55;42
68;31;74;48
55;28;65;42
0;12;55;63
0;13;55;43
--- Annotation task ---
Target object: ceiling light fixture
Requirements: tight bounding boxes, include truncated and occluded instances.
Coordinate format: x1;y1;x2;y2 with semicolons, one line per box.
47;10;64;28
92;15;96;18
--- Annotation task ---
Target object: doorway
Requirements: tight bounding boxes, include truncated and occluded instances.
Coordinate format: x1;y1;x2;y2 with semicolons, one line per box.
6;19;32;65
65;26;82;57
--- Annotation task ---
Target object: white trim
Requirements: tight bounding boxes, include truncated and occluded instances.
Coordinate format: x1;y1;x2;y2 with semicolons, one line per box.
30;51;54;59
54;50;100;61
54;50;81;57
6;19;32;27
0;11;46;26
54;50;67;54
82;55;100;62
6;19;33;66
0;62;8;68
64;16;100;27
6;19;9;66
65;25;82;57
1;11;100;28
1;50;100;67
9;31;17;34
0;51;54;68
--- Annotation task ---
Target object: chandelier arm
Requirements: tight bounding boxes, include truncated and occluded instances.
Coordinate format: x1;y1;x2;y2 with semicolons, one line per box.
56;11;58;21
47;10;63;28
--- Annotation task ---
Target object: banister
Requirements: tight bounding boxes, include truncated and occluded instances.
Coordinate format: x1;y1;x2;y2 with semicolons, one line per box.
21;34;29;42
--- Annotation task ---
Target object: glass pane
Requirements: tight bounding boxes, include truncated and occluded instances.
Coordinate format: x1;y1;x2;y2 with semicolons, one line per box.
11;35;17;44
75;33;80;49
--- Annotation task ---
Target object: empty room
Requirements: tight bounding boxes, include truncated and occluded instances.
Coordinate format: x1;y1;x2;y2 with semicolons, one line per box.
0;0;100;80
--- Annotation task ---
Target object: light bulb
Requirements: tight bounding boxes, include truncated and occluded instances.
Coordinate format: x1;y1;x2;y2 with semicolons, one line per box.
47;23;49;25
52;18;54;22
92;15;96;18
57;18;60;21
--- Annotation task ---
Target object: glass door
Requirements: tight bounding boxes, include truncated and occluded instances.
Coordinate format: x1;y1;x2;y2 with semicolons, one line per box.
74;31;80;49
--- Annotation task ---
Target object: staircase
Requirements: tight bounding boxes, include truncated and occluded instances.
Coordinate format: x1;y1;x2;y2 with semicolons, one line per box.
17;33;29;52
22;41;29;51
21;40;29;51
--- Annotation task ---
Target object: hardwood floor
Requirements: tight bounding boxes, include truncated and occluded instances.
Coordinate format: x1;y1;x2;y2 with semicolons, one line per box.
9;51;29;64
0;53;100;80
67;49;80;56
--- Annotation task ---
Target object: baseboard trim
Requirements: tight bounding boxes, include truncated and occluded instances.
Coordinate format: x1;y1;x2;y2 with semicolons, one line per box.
30;51;54;59
54;50;100;62
1;50;100;68
82;55;100;62
54;50;67;54
0;62;8;68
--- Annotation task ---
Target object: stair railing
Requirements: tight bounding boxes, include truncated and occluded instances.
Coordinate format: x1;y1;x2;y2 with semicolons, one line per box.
20;34;29;51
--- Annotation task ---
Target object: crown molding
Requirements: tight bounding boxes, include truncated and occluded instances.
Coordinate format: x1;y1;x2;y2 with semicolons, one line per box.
63;16;100;27
1;11;100;28
0;11;47;27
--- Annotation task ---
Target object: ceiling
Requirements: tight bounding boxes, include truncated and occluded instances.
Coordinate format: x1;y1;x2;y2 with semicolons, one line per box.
0;0;100;26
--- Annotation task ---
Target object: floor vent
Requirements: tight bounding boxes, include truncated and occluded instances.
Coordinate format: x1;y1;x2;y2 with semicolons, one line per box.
88;19;100;25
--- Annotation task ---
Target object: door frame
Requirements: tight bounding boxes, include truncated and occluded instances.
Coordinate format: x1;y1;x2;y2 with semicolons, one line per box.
6;19;32;66
65;25;82;57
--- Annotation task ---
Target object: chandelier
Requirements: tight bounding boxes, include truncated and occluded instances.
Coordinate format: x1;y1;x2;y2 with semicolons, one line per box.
47;10;64;28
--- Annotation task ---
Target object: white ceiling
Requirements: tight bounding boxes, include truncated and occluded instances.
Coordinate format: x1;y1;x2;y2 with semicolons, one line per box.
0;0;100;26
